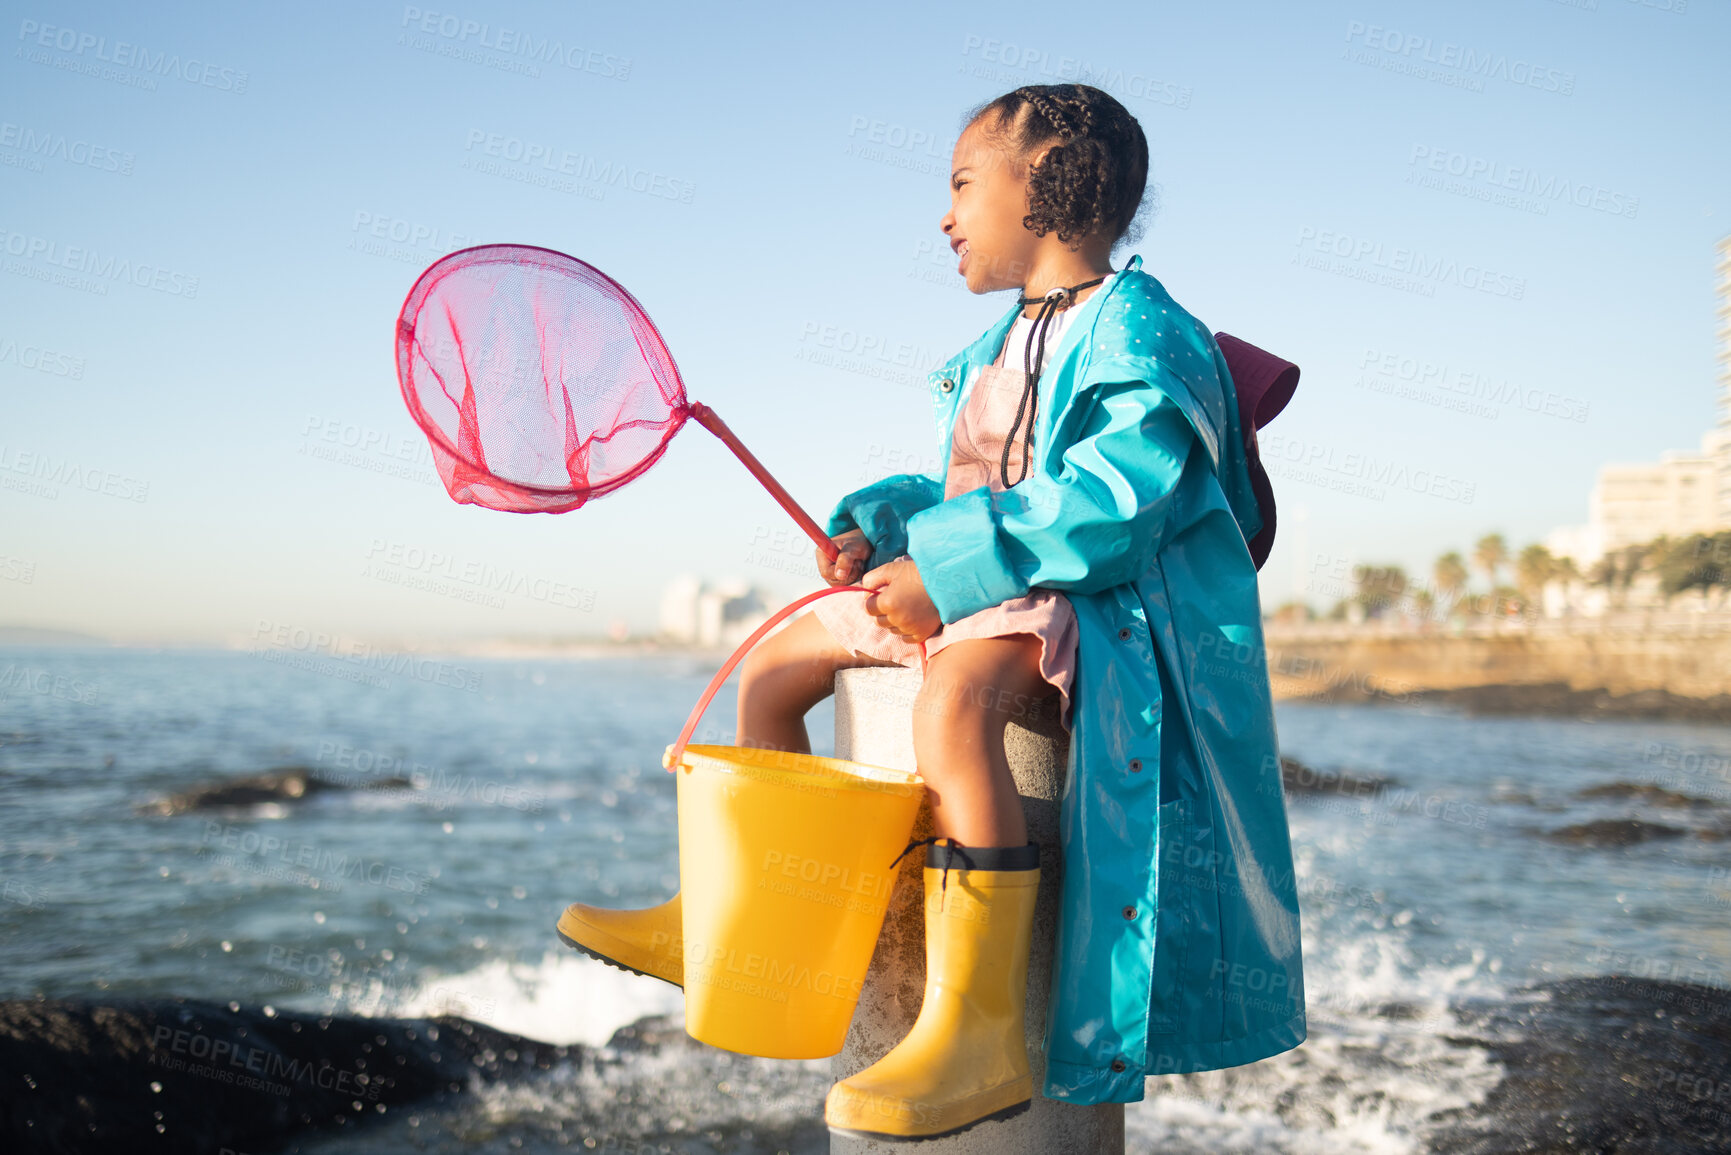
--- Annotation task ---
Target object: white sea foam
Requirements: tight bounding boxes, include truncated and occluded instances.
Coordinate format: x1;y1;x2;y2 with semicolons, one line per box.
1124;921;1509;1154
386;950;684;1046
345;925;1507;1154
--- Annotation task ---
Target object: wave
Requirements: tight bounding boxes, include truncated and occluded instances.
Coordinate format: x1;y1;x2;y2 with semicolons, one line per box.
378;951;684;1047
1125;923;1508;1155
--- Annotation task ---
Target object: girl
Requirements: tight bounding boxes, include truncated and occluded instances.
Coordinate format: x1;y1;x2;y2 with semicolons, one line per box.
560;83;1306;1141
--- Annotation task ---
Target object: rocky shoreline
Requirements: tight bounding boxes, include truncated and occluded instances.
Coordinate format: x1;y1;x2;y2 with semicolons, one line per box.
1264;627;1731;722
4;975;1728;1154
1279;679;1731;724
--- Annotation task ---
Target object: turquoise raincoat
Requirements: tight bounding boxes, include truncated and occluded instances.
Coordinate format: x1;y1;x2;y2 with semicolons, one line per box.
825;254;1305;1104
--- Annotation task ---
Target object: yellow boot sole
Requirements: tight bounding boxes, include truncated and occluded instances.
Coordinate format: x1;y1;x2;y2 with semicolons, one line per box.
825;1077;1032;1141
554;891;684;989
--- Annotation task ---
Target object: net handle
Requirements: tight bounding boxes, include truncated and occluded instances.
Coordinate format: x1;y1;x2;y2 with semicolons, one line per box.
662;585;929;773
687;402;840;564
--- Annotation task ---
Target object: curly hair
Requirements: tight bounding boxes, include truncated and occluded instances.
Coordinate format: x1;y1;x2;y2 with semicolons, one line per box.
964;84;1152;249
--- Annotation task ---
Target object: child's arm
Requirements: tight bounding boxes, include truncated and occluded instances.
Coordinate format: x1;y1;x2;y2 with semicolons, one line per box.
904;372;1200;624
824;471;945;573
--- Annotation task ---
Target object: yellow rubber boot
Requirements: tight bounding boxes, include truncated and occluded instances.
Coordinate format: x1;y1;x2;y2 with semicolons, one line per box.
555;891;684;989
825;840;1040;1142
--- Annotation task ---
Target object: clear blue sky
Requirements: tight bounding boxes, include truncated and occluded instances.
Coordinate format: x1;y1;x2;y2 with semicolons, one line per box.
3;0;1726;644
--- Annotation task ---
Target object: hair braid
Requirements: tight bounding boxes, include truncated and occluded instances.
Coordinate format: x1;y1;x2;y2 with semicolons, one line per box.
1024;91;1076;142
963;83;1151;249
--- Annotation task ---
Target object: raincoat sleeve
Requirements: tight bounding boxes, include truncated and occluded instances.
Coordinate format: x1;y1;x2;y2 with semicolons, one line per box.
825;471;946;573
904;359;1200;625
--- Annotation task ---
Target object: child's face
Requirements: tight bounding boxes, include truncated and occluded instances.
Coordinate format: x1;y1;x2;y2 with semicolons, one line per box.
941;118;1051;295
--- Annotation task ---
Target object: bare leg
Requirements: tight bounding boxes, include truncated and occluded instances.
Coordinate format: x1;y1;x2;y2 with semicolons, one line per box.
736;610;901;754
911;636;1056;847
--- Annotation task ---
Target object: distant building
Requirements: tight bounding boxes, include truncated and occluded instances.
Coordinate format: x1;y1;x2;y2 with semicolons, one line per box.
1718;235;1731;520
658;575;704;641
1549;432;1727;568
659;575;773;647
1591;434;1721;555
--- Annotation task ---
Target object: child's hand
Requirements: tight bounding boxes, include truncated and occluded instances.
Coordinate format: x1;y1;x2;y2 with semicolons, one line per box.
821;530;874;586
861;559;941;643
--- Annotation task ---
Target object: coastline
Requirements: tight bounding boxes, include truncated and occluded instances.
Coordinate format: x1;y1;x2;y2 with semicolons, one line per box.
1266;617;1731;722
8;616;1730;723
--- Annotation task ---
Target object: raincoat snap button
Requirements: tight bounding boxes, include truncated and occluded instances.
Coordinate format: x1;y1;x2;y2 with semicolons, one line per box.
939;376;955;392
1117;627;1132;640
1129;759;1142;773
1122;905;1136;920
1110;1058;1128;1072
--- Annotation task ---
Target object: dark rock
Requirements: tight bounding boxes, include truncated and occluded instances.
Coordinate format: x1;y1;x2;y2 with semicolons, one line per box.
1400;682;1731;724
1576;782;1718;808
1279;755;1398;798
600;1014;692;1055
1543;819;1690;847
139;768;415;815
0;997;574;1154
1434;975;1731;1154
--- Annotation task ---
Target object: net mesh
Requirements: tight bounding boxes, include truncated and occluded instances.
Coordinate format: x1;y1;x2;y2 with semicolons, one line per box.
395;244;689;513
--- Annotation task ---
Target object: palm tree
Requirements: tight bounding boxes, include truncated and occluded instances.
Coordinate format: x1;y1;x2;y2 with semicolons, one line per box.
1433;551;1469;613
1474;534;1508;589
1352;564;1408;619
1515;544;1557;601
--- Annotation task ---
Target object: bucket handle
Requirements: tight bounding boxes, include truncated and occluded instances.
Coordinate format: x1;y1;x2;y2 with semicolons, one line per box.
662;585;930;772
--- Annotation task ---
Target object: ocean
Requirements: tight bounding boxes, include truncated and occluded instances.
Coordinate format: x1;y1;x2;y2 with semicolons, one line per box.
2;644;1728;1153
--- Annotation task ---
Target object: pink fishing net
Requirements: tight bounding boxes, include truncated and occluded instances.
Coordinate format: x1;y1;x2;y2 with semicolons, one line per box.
395;244;689;514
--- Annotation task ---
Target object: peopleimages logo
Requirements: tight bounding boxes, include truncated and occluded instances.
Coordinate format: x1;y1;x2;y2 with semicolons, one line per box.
461;130;696;203
0;228;199;298
150;1025;380;1100
16;19;249;93
1407;145;1639;220
399;6;631;80
958;35;1193;110
200;822;432;895
1342;20;1575;96
1259;433;1477;505
1355;347;1590;423
0;121;134;174
1293;227;1526;300
362;537;599;612
0;443;148;502
0;335;85;379
248;620;483;693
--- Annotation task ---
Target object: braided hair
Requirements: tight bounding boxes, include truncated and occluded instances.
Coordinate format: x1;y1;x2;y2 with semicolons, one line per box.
965;84;1151;248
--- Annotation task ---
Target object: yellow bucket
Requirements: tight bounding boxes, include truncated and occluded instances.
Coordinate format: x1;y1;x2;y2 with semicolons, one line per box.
658;586;926;1059
671;744;923;1058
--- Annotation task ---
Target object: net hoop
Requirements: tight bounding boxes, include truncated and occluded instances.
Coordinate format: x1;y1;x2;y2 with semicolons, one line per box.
394;243;693;512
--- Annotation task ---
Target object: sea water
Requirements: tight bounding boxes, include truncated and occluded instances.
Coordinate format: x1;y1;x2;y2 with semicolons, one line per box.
1;644;1727;1153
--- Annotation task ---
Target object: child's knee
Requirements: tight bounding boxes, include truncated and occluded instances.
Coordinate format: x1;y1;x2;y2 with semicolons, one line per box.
740;641;836;711
739;645;800;696
925;639;1043;697
914;665;1035;725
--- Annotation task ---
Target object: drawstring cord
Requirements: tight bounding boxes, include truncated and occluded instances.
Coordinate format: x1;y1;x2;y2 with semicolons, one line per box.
1000;274;1108;489
889;834;977;904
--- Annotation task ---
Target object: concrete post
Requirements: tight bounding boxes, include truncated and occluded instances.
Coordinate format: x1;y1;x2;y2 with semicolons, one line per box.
829;666;1125;1154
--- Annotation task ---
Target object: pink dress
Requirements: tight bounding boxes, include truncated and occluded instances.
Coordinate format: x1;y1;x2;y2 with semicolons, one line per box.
812;322;1081;732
